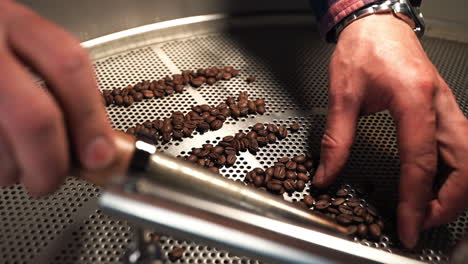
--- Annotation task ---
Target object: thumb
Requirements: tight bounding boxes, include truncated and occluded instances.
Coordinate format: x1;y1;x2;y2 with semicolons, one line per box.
313;92;360;188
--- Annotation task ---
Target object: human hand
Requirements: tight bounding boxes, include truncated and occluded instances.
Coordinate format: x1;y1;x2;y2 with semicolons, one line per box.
312;13;468;248
0;0;116;196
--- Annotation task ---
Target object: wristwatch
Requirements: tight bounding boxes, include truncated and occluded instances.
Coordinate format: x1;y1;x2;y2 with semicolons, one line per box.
332;0;425;42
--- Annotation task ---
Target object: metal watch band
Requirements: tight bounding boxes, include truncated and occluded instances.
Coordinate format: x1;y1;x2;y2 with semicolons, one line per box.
334;0;425;42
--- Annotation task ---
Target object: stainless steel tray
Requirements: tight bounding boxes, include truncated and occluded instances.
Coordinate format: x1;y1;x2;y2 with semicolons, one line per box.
1;12;467;264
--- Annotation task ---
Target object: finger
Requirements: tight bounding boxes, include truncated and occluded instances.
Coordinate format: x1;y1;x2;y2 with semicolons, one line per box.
424;79;468;228
0;44;68;196
313;69;361;188
391;100;437;248
3;1;115;170
0;125;19;187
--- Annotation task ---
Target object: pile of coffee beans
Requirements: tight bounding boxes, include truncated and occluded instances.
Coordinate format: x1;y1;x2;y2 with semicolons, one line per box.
182;123;302;174
168;247;185;262
125;92;266;144
101;66;240;107
244;153;317;195
296;188;385;241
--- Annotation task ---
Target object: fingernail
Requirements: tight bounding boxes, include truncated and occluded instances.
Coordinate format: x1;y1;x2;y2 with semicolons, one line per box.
83;136;115;170
313;165;325;186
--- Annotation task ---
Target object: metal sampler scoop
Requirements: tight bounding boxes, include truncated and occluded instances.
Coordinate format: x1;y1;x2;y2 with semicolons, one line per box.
79;132;423;264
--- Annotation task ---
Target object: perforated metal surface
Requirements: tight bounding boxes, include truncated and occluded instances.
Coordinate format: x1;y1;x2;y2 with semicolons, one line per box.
0;16;467;264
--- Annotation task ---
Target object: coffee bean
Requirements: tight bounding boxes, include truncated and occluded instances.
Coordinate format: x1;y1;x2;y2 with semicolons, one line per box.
337;214;353;225
246;76;256;83
224;147;236;155
367;205;379;217
187;155;198;163
275;126;286;139
296;165;307;173
226;154;237;166
191;77;204;87
114;95;124;105
357;224;368;237
253;168;265;175
265;167;274;177
267;133;277;144
216;155;226;166
304;160;314;170
253;123;265;132
255;98;265;106
205;115;217;124
248;139;259;153
352;216;364;223
223;136;234;142
369;224;382;239
303;195;315;207
365;214;374;224
285;161;297;170
254;175;265;187
293;155;306;164
295;180;306;191
315;200;330;210
327;207;340;214
289;123;301;132
231;106;241;118
347;225;358;236
353;207;367;217
336;189;349;197
332;198;346;206
294;201;309;210
235;132;246;139
257;137;268;147
247;101;257;114
283;180;295;192
273;166;286;180
347;200;361;208
278;157;289;163
266;181;282;192
246;131;257;140
339;205;354;215
274;162;285;167
169;247;185;261
208;167;220;174
172;130;183;140
257;129;268;137
285;171;297;180
197;122;210;133
318;194;331;201
142;90;154;99
245;171;255;183
257;105;266;114
297;172;309;182
267;124;278;134
210;120;223;130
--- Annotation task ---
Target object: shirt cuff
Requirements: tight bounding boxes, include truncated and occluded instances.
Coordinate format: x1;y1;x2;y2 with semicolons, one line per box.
319;0;381;42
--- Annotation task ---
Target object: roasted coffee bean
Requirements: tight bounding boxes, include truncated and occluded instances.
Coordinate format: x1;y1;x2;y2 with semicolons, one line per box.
266;181;282;192
297;172;309;182
376;220;384;230
169;247;185;262
304;160;314;170
247;101;257;113
210;120;223;130
198;149;211;158
126;127;136;134
187;155;198;163
369;224;382;239
226;154;237;166
337;214;353;225
365;214;374;224
286;171;297;180
293;155;306;164
265;167;275;177
347;200;361;208
172;130;183;140
303;195;315;207
296;165;307;173
191;77;205;87
273;166;286;180
245;171;255;183
241;138;250;151
267;133;277;144
205;115;217;124
224;147;236;155
235;132;246;139
278;157;289;163
206;77;217;85
318;194;331;201
231;106;241;118
257;137;268;147
202;143;214;150
197;122;211;133
257;105;266;114
162;119;173;134
175;84;185;93
357;224;368;237
339;205;354;215
133;92;143;102
215;155;226;166
257;129;268;137
246;76;256;83
253;123;265;132
277;125;288;139
182;127;194;137
352;216;364;223
283;180;296;192
213;146;225;154
353;207;367;217
208;167;220;174
254;98;265;106
367;205;379;217
347;225;358;236
248;139;259;153
295;180;306;191
332;198;346;206
223;136;234;142
336;189;349;197
267;124;278;134
114;95;124;105
253;168;265;175
274;162;285;167
315;200;330;210
289;123;301;132
246;131;257;140
142;90;154;99
294;201;309;210
285;161;297;170
254;175;265;187
232;139;241;151
327;207;340;214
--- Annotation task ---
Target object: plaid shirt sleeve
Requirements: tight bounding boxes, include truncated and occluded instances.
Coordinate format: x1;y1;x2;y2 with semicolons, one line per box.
311;0;423;42
310;0;380;41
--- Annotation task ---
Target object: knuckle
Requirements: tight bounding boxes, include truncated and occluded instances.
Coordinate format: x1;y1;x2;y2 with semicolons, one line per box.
321;131;351;151
53;45;90;77
329;88;358;109
19;107;63;137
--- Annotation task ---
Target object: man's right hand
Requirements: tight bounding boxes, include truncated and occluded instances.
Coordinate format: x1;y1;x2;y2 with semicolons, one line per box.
0;0;116;196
